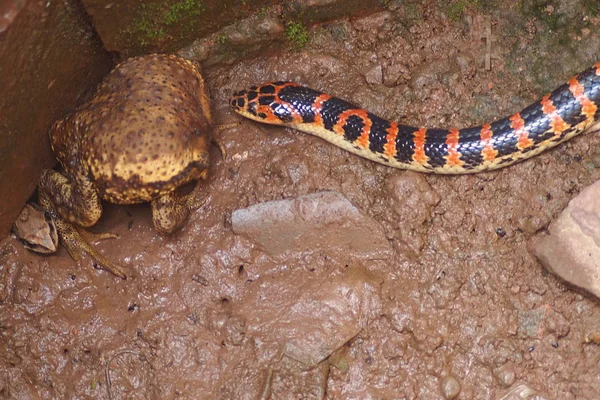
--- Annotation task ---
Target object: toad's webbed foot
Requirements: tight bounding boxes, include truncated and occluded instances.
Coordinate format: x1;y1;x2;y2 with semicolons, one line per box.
82;230;119;242
38;177;126;279
54;217;127;279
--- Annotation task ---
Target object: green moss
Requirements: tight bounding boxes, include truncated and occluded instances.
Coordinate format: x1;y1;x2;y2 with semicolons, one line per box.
585;3;600;16
257;6;268;19
285;21;310;49
215;32;228;45
404;2;422;22
447;0;482;21
163;0;205;26
123;0;205;47
522;1;566;31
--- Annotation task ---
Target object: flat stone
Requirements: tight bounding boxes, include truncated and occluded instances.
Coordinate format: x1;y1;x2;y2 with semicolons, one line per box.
232;191;392;260
530;180;600;298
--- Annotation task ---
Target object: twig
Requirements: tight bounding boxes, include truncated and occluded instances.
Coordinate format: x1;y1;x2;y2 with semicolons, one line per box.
105;350;144;400
485;16;492;71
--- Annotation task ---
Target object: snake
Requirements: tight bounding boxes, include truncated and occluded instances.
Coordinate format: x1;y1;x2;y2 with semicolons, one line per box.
229;62;600;174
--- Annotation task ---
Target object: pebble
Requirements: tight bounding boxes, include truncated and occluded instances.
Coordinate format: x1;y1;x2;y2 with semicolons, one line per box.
365;64;383;85
494;366;516;387
383;63;410;87
497;384;551;400
439;375;461;399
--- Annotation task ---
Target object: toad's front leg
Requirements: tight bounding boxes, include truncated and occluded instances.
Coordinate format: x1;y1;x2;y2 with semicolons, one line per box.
151;192;196;235
38;169;127;279
151;173;209;235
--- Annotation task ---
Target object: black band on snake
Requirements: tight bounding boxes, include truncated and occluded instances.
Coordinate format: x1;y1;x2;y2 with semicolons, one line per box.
230;62;600;174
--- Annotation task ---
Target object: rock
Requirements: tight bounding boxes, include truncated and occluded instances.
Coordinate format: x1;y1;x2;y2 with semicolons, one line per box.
494;365;516;388
383;63;410;87
387;173;441;222
440;375;461;399
365;64;383;85
496;384;551;400
409;59;450;90
353;11;393;32
529;180;600;298
232;191;392;259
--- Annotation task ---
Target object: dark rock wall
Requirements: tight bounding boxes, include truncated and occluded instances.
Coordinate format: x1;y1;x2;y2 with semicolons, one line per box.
0;0;112;237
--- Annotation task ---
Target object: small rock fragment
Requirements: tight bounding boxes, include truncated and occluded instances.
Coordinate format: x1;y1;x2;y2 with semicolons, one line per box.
440;375;461;399
232;191;392;260
365;64;383;85
383;63;409;87
494;365;516;387
282;268;381;367
497;384;551;400
529;180;600;298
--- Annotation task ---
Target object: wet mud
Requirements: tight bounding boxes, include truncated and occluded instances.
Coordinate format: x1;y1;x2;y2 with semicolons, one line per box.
2;1;600;399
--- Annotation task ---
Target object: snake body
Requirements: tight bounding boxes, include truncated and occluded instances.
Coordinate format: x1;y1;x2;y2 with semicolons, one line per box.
230;62;600;174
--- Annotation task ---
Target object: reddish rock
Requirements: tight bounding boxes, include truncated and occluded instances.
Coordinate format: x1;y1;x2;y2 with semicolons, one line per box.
530;180;600;298
0;0;111;238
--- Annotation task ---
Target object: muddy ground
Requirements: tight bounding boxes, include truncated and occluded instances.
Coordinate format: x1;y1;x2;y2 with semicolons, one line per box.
2;1;600;399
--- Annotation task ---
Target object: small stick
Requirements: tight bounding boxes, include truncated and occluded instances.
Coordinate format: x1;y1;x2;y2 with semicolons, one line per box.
105;350;144;400
485;16;492;71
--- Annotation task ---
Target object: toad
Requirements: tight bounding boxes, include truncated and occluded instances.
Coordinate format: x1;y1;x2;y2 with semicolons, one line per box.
38;54;213;279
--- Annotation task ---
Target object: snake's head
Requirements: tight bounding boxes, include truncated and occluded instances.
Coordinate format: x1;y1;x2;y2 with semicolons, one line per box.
230;82;302;125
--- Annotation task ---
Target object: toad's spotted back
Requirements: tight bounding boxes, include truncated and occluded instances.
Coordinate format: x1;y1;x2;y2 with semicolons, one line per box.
50;54;213;204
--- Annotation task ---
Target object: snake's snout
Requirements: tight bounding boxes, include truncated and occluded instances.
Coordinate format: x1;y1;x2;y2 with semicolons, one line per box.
229;89;247;111
230;82;299;124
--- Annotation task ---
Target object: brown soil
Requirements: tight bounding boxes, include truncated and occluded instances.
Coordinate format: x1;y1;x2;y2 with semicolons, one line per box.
2;1;600;399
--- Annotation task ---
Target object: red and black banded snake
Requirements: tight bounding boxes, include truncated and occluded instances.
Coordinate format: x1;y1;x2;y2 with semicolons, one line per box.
230;62;600;174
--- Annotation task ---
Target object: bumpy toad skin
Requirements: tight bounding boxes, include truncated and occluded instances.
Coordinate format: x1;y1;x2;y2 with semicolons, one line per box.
38;54;213;278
